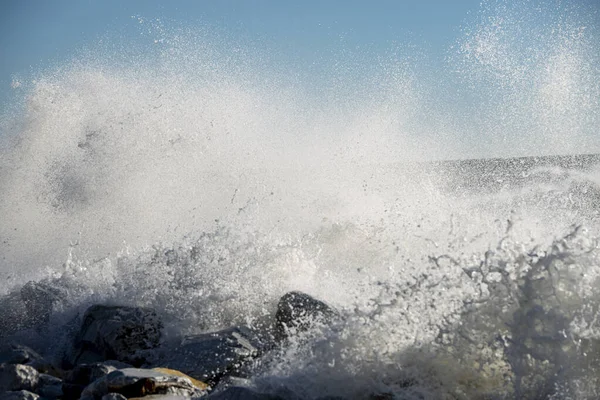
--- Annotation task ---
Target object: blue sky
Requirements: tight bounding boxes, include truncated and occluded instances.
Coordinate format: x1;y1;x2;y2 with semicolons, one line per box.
0;0;483;104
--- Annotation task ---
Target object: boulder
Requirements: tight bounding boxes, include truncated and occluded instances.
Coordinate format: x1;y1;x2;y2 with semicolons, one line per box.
151;369;208;390
0;281;62;337
100;394;127;400
161;326;269;385
80;368;208;399
0;390;39;400
128;396;195;400
63;361;132;399
208;386;283;400
37;373;63;399
210;376;252;394
0;344;60;377
0;292;32;337
67;305;162;367
20;281;62;328
65;363;119;386
0;345;43;366
0;364;39;392
274;292;339;341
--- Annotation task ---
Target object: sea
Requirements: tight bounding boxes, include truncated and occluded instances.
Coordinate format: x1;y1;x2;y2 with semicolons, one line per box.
1;1;600;399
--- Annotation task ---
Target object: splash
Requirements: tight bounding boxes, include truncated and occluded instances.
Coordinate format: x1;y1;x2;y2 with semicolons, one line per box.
1;0;600;398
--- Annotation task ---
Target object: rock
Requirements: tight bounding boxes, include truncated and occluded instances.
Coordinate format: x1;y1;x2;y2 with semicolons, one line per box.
0;280;64;337
67;305;162;367
65;363;118;386
19;281;62;328
61;382;88;400
37;373;63;398
0;292;33;337
211;376;253;394
151;368;208;390
0;364;39;393
128;396;196;400
100;393;127;400
0;345;43;366
0;390;40;400
208;386;283;400
274;292;339;341
80;368;208;399
63;362;132;399
161;326;270;385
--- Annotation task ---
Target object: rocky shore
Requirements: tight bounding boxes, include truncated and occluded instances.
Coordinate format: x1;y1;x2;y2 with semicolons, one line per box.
0;284;341;400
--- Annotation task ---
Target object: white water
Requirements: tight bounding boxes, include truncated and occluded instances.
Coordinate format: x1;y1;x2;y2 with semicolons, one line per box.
1;0;600;398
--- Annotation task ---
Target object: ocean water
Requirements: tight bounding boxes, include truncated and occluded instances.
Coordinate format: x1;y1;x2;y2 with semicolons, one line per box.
1;0;600;398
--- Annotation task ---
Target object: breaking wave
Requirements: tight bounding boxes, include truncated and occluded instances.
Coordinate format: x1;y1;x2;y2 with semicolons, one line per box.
1;0;600;398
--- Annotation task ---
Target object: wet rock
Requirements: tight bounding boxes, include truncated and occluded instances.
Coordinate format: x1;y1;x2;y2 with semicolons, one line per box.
0;281;62;337
211;376;252;394
37;373;63;398
128;396;195;400
275;291;339;341
65;363;118;386
20;281;62;328
63;361;132;399
151;368;208;390
100;393;127;400
0;364;39;392
208;386;284;400
67;305;162;367
0;390;40;400
0;345;42;366
0;292;32;337
80;368;208;399
61;382;88;400
161;326;269;385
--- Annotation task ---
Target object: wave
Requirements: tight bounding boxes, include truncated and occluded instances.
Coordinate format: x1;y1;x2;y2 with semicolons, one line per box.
1;0;600;398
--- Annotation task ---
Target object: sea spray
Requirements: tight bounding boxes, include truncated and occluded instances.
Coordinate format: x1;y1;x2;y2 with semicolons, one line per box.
0;0;600;398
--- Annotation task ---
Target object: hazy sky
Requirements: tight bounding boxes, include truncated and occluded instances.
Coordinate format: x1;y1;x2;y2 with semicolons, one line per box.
0;1;484;102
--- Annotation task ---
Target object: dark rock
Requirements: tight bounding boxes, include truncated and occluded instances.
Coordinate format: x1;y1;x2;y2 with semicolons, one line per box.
61;382;87;400
0;364;39;392
126;396;195;400
37;373;63;398
80;368;208;399
63;361;132;399
0;280;63;337
161;326;269;385
67;305;162;367
20;281;62;328
275;292;339;341
0;345;42;366
100;393;127;400
208;386;284;400
65;363;118;386
0;390;40;400
0;292;32;337
211;376;252;394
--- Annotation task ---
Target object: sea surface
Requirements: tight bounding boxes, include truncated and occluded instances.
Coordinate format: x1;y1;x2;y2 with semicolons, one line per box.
1;1;600;398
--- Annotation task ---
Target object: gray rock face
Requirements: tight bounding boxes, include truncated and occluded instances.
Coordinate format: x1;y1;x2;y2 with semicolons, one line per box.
161;326;269;385
0;364;39;392
68;305;162;367
0;390;40;400
81;368;207;399
275;291;339;341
